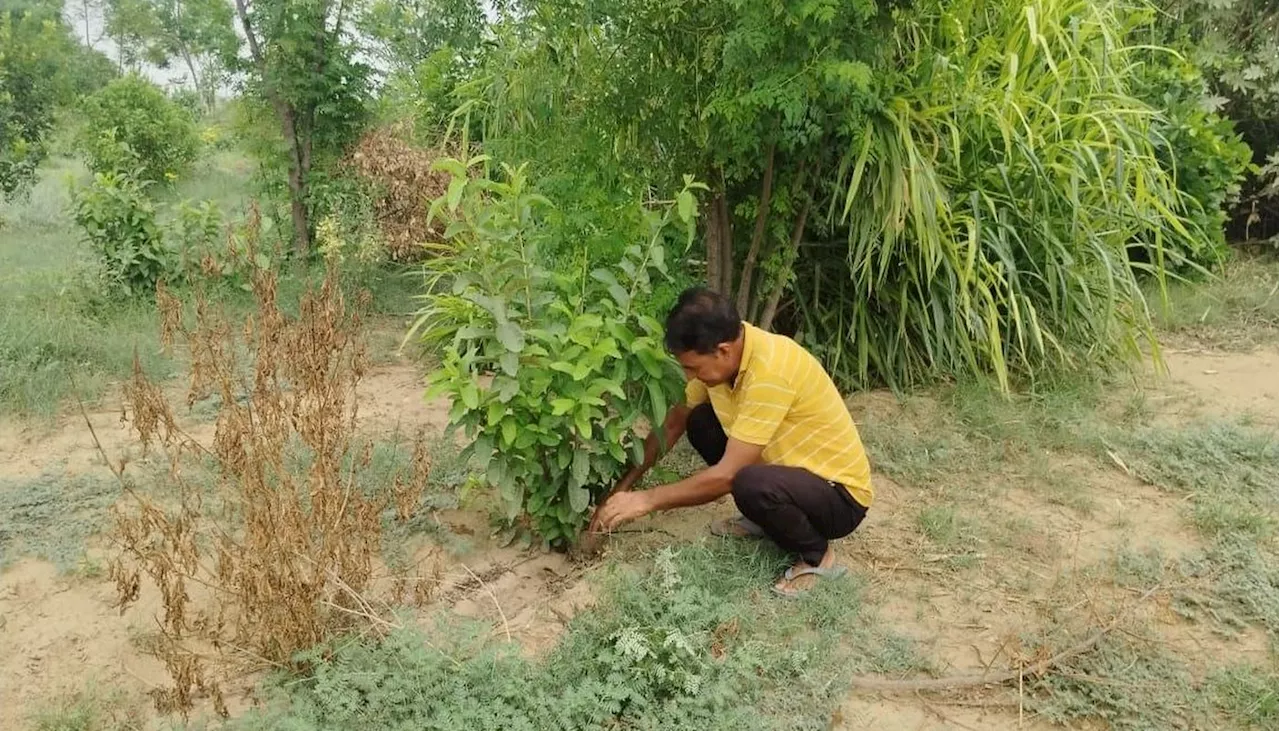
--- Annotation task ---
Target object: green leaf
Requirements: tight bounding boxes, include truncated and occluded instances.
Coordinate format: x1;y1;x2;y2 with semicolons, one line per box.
647;380;668;423
501;418;517;447
636;349;666;379
608;440;627;463
445;176;466;211
460;382;480;410
567;484;590;514
487;399;505;426
496;321;525;352
676;190;695;223
499;351;520;377
495;377;520;403
575;409;593;438
551;398;576;416
570;449;589;489
571;361;594;382
607;283;631;310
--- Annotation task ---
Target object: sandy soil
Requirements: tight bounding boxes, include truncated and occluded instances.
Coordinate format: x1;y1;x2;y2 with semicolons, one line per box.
1;344;1276;730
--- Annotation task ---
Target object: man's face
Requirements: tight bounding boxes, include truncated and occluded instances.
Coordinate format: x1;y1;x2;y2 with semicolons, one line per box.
675;343;737;387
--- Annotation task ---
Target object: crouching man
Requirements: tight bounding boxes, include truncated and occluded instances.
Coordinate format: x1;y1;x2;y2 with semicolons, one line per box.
596;287;873;596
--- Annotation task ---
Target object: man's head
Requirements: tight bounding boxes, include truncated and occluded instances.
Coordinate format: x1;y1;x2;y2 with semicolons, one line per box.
664;287;743;386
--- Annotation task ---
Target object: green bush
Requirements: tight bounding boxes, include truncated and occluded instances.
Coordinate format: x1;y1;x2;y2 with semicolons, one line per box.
1132;53;1253;260
77;75;199;184
415;158;700;546
70;171;172;296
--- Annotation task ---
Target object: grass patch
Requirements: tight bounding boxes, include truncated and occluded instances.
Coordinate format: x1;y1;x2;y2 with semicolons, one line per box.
1150;256;1279;350
0;472;119;571
27;687;142;731
1111;420;1279;542
1115;421;1278;496
232;541;920;731
1208;663;1280;729
1028;634;1204;730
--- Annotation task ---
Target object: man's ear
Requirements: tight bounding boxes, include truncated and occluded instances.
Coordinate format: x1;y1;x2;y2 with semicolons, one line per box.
716;341;733;359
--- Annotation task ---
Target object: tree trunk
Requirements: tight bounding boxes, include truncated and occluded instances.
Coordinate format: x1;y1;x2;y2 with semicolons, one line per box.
705;191;724;293
279;105;312;257
735;143;776;316
179;47;203;109
759;190;813;332
81;0;92;47
235;0;311;256
716;189;734;295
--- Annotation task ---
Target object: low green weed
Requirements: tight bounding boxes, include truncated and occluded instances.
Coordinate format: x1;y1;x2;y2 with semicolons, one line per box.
1028;634;1203;730
1150;256;1279;350
0;472;120;571
1111;421;1279;543
28;687;142;731
1208;663;1280;729
233;541;918;731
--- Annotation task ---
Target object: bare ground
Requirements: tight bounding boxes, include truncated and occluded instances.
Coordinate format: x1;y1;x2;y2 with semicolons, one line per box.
0;346;1275;729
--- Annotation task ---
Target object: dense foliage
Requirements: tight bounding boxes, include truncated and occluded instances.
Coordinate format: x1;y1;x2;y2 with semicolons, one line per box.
0;0;116;197
417;158;699;544
453;0;1219;392
78;75;201;183
1149;0;1277;240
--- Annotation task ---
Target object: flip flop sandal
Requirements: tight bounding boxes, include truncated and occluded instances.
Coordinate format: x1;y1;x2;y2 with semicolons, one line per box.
771;564;848;598
709;516;765;538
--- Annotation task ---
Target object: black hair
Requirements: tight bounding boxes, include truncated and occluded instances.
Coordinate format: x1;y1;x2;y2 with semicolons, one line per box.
663;286;742;354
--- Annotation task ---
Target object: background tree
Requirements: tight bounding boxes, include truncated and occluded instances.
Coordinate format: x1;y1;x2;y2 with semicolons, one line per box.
0;0;116;197
103;0;239;109
232;0;371;255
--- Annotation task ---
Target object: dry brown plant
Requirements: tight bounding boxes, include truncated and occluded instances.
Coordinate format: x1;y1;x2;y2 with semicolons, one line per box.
106;233;431;717
348;124;451;261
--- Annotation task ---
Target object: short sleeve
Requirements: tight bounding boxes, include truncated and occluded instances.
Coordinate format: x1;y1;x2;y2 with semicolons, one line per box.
727;373;795;446
685;379;709;407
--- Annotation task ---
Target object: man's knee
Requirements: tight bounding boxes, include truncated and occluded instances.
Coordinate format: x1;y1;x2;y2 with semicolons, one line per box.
731;464;775;502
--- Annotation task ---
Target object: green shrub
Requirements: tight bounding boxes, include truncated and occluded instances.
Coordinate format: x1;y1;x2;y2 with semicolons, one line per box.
415;158;700;545
1132;53;1253;259
77;75;199;184
70;171;172;295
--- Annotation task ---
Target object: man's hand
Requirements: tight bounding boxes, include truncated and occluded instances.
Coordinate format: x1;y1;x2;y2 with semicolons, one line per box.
596;490;655;531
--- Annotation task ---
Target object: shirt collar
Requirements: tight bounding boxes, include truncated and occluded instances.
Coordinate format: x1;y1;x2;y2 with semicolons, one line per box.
735;322;757;386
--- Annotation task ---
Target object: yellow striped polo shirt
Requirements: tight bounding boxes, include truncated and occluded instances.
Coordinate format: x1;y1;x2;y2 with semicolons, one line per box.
685;323;873;507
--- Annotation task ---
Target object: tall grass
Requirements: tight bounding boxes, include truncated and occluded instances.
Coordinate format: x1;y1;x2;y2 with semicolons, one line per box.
799;0;1208;391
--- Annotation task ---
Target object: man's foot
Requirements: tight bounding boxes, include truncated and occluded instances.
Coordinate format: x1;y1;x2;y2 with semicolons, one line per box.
772;547;845;597
709;516;765;538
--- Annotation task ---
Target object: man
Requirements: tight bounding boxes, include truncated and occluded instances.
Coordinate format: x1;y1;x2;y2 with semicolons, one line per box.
596;287;873;596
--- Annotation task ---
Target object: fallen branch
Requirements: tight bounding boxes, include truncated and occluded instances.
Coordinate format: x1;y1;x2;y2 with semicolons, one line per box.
847;584;1162;693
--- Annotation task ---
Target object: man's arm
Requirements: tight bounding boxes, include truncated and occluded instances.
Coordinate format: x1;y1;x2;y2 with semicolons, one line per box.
613;403;691;492
596;437;763;529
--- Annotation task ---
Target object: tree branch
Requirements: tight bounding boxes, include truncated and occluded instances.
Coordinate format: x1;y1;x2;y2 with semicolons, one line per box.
232;0;265;68
735;142;776;315
759;175;813;332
